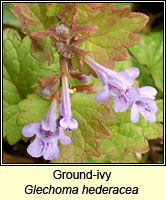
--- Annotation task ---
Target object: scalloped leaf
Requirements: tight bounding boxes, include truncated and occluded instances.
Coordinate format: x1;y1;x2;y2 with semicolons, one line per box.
100;100;163;163
3;28;57;144
76;3;111;25
12;3;58;31
11;3;59;64
75;4;149;71
11;3;149;71
3;28;56;97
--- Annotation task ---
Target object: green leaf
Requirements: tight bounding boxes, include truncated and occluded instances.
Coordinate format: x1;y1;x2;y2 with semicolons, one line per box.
143;100;163;140
46;3;61;17
17;94;50;126
76;4;149;71
3;78;22;144
122;152;141;163
3;28;56;98
55;3;76;24
12;3;58;31
131;56;154;88
11;3;149;71
3;28;56;144
129;32;163;93
87;151;141;163
114;59;133;72
115;3;133;9
17;93;113;163
156;99;163;122
76;3;110;24
3;3;22;28
11;3;59;65
100;99;163;163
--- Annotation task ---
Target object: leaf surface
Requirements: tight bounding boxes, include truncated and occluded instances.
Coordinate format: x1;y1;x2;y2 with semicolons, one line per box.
76;4;149;71
3;3;22;28
129;32;163;93
100;100;163;163
11;3;59;64
3;28;56;144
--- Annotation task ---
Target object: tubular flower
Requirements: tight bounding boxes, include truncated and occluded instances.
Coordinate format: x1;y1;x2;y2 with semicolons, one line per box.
58;74;78;131
22;99;72;160
129;86;158;123
84;56;139;112
84;56;157;123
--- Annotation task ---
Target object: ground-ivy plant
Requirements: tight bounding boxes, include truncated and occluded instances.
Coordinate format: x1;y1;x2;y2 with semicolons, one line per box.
3;3;163;163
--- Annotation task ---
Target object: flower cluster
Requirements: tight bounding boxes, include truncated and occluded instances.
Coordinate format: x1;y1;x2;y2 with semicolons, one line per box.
84;56;157;123
22;75;78;160
22;55;158;161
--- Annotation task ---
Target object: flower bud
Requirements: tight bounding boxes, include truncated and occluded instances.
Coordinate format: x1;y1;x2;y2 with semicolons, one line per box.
39;88;51;97
56;24;69;34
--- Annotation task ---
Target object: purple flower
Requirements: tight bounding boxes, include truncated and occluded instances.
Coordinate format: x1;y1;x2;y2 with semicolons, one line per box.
59;75;78;131
84;56;158;124
129;86;157;123
84;56;139;112
22;99;72;160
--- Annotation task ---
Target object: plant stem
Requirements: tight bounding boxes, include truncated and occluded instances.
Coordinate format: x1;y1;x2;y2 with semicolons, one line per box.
60;56;68;75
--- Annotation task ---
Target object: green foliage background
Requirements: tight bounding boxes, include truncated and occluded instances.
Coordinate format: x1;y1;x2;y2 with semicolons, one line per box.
3;3;163;163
